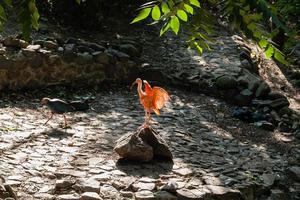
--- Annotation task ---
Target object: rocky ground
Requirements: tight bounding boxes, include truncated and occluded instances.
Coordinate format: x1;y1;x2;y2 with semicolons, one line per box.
0;14;300;200
0;86;298;200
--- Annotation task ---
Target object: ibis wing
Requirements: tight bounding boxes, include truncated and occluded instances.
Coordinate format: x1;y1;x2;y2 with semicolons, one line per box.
153;108;160;115
48;99;74;113
144;81;153;95
152;87;170;109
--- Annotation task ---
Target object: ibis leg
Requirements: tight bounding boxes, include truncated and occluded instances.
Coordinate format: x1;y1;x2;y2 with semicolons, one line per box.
145;111;151;127
139;110;150;130
63;114;68;127
44;112;53;125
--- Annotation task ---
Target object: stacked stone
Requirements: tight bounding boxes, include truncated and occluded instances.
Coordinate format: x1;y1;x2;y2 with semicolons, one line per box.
0;36;141;91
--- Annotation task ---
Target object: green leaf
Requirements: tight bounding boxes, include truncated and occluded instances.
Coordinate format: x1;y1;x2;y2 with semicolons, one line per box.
243;15;251;24
151;5;161;21
274;50;288;65
75;0;81;4
28;0;36;13
4;0;12;6
184;4;194;14
196;32;212;42
198;39;211;50
253;31;262;38
170;16;180;34
239;9;246;16
31;10;40;30
160;21;170;36
265;45;274;59
250;13;263;21
161;2;170;14
0;5;6;21
189;0;200;8
177;10;188;22
259;38;268;48
243;5;250;11
192;41;203;54
247;22;256;32
28;0;39;30
131;8;152;24
168;0;175;9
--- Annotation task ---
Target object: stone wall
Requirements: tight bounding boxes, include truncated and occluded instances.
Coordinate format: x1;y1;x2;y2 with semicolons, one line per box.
0;36;140;90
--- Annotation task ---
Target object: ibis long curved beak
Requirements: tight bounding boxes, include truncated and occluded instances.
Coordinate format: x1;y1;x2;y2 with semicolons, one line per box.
130;80;137;91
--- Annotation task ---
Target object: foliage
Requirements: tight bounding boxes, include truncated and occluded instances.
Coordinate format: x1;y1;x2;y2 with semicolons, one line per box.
0;0;40;40
0;0;12;31
274;0;300;30
131;0;298;65
131;0;212;55
0;0;298;66
220;0;291;64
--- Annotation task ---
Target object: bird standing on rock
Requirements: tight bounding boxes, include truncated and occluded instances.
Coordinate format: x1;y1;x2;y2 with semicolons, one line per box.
131;78;170;128
41;98;75;127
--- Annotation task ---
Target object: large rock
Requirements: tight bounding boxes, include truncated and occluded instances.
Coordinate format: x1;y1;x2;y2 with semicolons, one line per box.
176;188;209;199
114;127;173;162
57;194;80;200
43;40;58;50
114;132;153;162
216;75;237;89
81;192;102;200
93;51;111;65
255;82;270;98
270;189;287;200
3;36;29;48
237;69;260;91
0;176;17;200
270;98;290;110
119;44;139;57
287;166;300;181
254;121;275;131
135;190;155;200
234;89;253;106
76;52;94;64
154;191;177;200
206;185;242;200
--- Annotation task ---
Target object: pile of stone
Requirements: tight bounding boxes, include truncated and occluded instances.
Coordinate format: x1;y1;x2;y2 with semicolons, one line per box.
114;127;173;162
0;35;141;90
213;51;299;133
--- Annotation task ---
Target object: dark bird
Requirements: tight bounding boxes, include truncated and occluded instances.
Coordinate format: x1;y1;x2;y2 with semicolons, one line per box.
41;98;75;127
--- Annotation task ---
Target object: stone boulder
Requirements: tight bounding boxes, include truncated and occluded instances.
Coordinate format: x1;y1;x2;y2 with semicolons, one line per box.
206;185;242;200
216;75;237;89
0;176;17;199
237;69;260;91
255;82;271;98
287;166;300;181
176;186;242;200
119;44;140;57
3;36;29;48
270;98;290;110
254;121;275;131
234;89;253;106
114;127;173;162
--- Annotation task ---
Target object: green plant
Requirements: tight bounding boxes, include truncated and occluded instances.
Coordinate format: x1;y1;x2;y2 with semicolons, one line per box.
0;0;39;40
131;0;297;65
0;0;12;31
0;0;298;66
220;0;290;64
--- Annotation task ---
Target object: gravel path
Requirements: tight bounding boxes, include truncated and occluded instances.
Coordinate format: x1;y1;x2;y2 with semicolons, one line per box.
0;87;295;199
